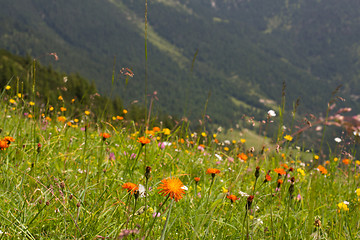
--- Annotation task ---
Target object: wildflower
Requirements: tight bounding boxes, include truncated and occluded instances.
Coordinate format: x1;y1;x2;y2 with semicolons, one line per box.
246;195;254;210
153;127;160;132
58;116;67;122
17;93;22;98
201;132;207;137
194;177;200;183
255;166;260;179
206;168;220;178
158;177;185;202
337;202;349;212
84;111;90;115
342;158;351;165
240;138;246;143
213;134;217;138
239;191;249;197
29;101;35;106
58;96;63;101
0;140;9;150
5;85;11;90
284;135;293;141
334;137;341;143
138;136;150;145
355;189;360;197
317;165;328;175
49;106;54;111
9;99;15;104
222;187;228;193
224;147;229;151
227;194;237;203
264;172;272;183
314;155;319;160
237;153;248;162
280;163;289;169
163;128;171;135
122;182;138;194
274;168;286;176
145;166;151;180
123;109;128;114
356;161;360;165
117;115;124;120
277;179;283;188
334;157;339;162
60;107;67;112
267;110;276;117
100;133;111;140
297;168;305;176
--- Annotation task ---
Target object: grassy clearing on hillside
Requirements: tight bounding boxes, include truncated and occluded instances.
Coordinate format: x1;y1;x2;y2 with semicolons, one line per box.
0;81;359;239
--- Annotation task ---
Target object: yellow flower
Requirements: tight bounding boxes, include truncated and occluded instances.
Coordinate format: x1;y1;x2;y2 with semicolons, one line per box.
84;111;90;115
240;138;246;143
337;202;349;211
5;85;11;90
356;189;360;197
49;106;54;111
71;98;75;103
29;101;35;106
213;134;217;138
201;132;207;137
314;155;319;160
123;109;128;114
112;116;116;120
224;147;229;151
17;93;22;98
284;135;293;141
9;99;15;104
163;128;171;135
74;119;79;123
58;96;63;101
356;160;360;165
334;157;338;162
60;107;67;112
232;140;236;144
297;168;305;176
222;187;228;193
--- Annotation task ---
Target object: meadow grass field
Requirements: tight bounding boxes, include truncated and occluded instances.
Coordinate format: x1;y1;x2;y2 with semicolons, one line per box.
0;79;359;240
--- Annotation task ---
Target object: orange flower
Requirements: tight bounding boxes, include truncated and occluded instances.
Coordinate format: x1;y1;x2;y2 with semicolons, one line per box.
227;194;237;203
280;163;289;169
264;174;272;182
274;168;286;175
237;153;248;161
158;177;185;202
342;158;351;165
0;140;9;150
122;182;138;194
206;168;221;175
100;133;111;140
194;177;200;183
153;127;161;132
317;165;328;175
138;136;151;145
3;136;15;143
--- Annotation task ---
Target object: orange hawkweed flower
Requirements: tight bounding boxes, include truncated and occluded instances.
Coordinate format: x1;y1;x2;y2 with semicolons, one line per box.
194;177;200;183
317;165;328;175
122;182;138;194
227;194;237;203
0;140;9;150
158;177;185;202
3;136;15;144
342;158;351;165
274;168;286;175
237;153;248;162
264;173;272;183
138;136;151;145
100;133;111;140
206;168;220;175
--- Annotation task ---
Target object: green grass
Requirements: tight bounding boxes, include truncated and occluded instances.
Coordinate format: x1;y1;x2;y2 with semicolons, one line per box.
0;85;359;239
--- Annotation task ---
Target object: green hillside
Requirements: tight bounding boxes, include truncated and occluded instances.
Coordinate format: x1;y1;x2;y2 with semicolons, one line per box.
0;0;359;127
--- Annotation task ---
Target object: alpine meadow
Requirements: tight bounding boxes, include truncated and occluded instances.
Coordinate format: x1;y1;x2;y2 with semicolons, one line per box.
0;0;360;239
